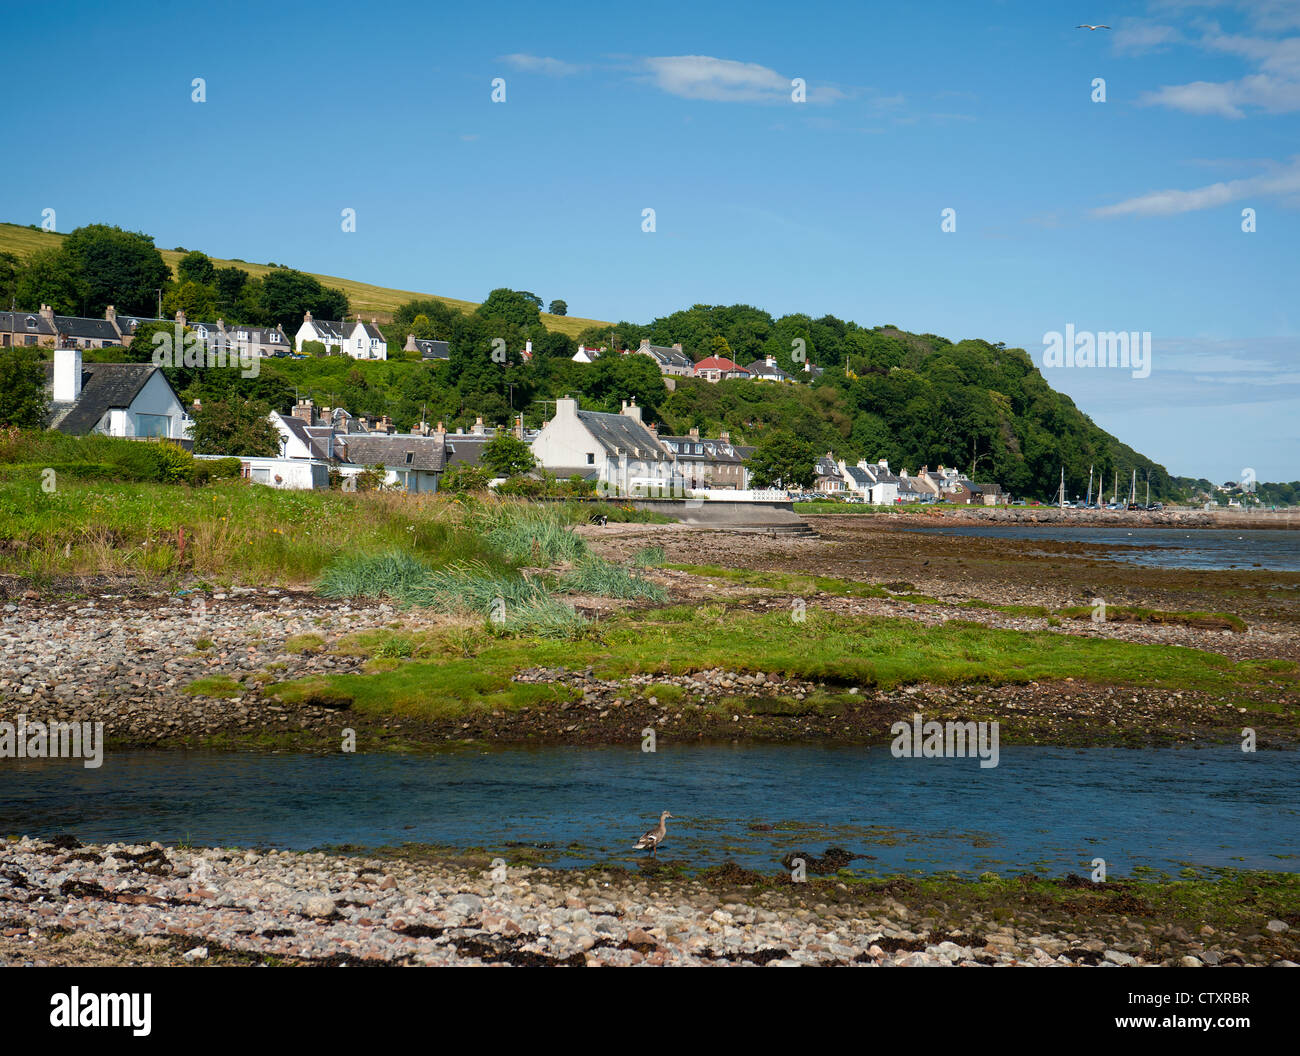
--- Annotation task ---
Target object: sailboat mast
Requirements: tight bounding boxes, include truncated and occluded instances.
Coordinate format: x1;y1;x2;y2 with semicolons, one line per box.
1086;465;1093;507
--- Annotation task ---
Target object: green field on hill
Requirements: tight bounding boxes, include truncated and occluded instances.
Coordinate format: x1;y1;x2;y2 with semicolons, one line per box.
0;222;609;339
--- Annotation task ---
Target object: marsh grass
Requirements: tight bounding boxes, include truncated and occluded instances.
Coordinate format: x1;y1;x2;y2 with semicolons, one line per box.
0;478;493;582
559;555;667;602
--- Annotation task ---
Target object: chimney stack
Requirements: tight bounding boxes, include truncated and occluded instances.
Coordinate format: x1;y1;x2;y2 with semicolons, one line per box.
471;416;485;436
53;347;83;402
292;398;315;424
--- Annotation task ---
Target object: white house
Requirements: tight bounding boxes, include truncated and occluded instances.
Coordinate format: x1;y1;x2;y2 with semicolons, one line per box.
345;319;388;360
296;313;388;359
46;348;190;440
572;345;605;364
530;396;674;497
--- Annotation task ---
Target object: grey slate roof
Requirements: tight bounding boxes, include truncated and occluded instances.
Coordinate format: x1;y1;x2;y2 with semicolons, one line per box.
53;315;120;342
115;315;165;336
658;436;746;464
444;435;491;467
345;434;447;472
310;319;348;340
842;466;873;488
0;311;57;338
576;410;664;459
640;344;693;370
44;362;168;435
414;339;450;360
746;359;794;381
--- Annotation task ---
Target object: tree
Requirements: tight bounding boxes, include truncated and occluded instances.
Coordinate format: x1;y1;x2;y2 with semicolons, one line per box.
14;248;82;315
177;251;216;286
547;299;567;316
0;346;49;427
213;266;250;316
482;432;536;477
259;269;350;333
189;398;280;456
0;251;21;308
60;224;170;315
746;430;818;489
477;288;542;329
162;281;217;321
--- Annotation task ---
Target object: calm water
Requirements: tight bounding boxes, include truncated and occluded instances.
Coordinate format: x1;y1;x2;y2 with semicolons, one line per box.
900;525;1300;571
1;746;1296;876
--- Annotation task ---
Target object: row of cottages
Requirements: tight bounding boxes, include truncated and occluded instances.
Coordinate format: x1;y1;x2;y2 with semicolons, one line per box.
2;305;166;350
530;397;673;496
180;313;291;358
529;397;752;494
655;427;751;490
295;312;388;360
43;348;190;440
270;399;446;492
569;340;822;388
824;456;1001;504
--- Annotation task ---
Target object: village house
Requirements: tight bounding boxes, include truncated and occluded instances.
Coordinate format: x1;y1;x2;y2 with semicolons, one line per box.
530;396;673;496
269;400;446;492
203;315;292;358
657;427;750;490
572;345;605;364
0;309;58;347
404;334;450;361
814;453;847;495
632;338;694;377
45;347;189;440
693;355;750;383
295;313;388;360
745;355;796;383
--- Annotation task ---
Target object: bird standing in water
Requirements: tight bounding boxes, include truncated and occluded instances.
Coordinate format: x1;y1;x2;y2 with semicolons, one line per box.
634;811;673;857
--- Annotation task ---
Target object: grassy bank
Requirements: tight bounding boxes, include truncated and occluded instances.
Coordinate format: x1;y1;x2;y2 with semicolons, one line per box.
264;604;1296;724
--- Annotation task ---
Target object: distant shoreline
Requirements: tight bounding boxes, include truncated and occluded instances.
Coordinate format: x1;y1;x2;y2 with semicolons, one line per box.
796;504;1299;530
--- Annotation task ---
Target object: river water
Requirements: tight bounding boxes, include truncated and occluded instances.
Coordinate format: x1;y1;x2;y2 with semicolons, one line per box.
2;745;1295;876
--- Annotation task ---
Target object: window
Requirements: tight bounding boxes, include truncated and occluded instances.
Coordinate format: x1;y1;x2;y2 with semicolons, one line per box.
135;413;170;438
25;316;36;329
586;453;595;465
405;452;414;464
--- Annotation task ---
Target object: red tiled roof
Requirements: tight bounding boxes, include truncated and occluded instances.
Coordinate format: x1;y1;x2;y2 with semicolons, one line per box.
694;356;748;373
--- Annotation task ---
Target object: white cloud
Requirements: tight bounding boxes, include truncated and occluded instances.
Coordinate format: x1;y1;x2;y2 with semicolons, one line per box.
638;55;841;103
1094;155;1300;215
1131;5;1300;115
500;54;583;76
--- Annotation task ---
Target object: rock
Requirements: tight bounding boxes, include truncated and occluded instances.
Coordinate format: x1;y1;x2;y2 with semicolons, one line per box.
1104;950;1136;966
449;893;484;915
183;946;209;961
303;896;336;918
1266;919;1289;933
1179;956;1202;967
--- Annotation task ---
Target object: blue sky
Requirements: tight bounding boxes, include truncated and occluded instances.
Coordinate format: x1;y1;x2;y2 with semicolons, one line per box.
4;0;1298;481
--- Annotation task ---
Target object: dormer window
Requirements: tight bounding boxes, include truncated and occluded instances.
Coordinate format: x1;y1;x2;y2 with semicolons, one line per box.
24;316;36;329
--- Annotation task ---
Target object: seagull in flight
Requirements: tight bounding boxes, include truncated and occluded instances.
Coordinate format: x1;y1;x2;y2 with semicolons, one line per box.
1076;24;1110;30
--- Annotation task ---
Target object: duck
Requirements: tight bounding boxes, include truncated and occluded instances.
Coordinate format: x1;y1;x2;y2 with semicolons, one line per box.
634;811;673;857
